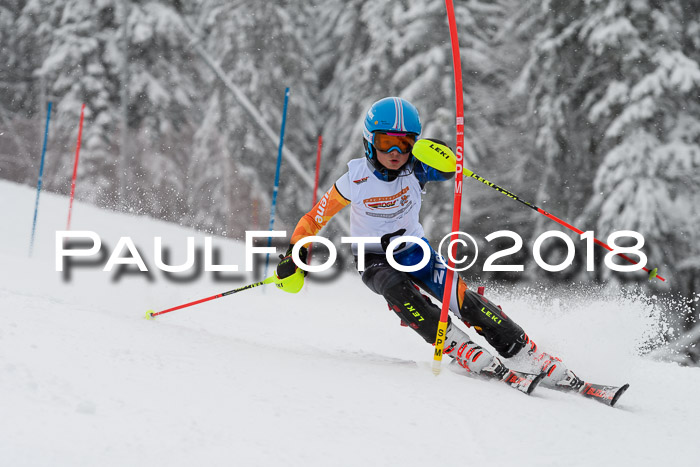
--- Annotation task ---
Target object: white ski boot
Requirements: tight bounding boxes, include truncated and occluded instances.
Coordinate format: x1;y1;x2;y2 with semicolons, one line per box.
445;322;544;395
510;335;570;388
444;321;497;374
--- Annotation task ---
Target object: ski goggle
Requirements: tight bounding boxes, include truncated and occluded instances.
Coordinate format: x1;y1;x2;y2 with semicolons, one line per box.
373;132;416;154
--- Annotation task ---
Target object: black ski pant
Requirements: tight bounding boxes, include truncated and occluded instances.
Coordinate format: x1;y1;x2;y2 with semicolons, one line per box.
358;253;527;358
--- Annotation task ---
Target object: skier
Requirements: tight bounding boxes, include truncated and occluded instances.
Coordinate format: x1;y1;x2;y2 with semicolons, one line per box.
275;97;601;396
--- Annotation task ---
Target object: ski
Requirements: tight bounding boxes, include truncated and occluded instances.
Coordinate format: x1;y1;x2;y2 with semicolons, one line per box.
450;359;545;395
500;368;546;395
550;374;630;407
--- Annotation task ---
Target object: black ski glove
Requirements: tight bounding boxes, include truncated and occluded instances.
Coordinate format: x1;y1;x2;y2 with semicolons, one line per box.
276;244;308;279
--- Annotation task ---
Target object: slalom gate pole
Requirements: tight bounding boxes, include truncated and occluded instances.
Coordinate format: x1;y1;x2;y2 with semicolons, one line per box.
145;276;277;319
67;103;86;230
29;101;53;257
307;135;323;263
433;0;465;375
263;87;290;280
461;169;665;282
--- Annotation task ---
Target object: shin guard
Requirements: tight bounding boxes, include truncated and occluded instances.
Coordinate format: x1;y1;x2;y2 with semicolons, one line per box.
383;279;444;344
456;279;527;358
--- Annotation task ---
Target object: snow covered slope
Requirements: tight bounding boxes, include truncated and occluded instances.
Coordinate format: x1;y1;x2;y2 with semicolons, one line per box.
1;179;698;466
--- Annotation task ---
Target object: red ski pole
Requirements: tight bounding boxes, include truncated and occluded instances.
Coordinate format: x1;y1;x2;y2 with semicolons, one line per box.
460;168;665;282
145;276;277;320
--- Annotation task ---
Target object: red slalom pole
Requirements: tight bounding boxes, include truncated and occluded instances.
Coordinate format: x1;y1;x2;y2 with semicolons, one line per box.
307;135;323;263
145;276;277;319
433;0;465;375
67;103;86;230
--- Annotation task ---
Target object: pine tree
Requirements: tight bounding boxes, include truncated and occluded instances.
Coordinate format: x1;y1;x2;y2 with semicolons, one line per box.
31;0;123;205
188;0;319;238
121;1;203;222
586;1;700;286
516;0;700;325
0;0;47;184
19;0;203;219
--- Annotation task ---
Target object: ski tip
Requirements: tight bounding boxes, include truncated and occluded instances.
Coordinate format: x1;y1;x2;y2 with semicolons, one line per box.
527;371;547;395
610;383;630;407
145;310;155;320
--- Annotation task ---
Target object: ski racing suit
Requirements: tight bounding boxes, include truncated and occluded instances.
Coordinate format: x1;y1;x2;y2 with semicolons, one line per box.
289;157;567;385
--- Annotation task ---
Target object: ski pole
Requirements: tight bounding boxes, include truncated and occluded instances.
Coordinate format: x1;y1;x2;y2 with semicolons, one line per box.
145;276;277;320
461;168;665;282
412;141;666;282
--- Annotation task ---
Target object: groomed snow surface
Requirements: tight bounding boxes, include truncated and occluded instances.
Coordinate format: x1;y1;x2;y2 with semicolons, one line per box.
1;179;698;466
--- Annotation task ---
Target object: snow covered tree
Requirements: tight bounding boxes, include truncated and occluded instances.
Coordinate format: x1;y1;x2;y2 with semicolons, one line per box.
18;0;203;220
0;0;48;184
120;1;203;222
0;0;42;116
586;1;700;291
516;0;700;329
187;0;319;238
28;0;124;205
513;0;613;237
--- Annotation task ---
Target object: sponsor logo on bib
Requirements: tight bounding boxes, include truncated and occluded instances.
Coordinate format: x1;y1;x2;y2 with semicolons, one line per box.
353;176;369;185
363;186;410;210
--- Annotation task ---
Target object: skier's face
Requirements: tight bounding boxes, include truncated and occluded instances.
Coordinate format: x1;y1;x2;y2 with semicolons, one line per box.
376;148;410;171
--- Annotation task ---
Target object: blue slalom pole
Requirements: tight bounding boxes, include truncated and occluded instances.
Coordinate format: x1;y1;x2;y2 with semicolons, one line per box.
263;88;290;280
29;101;52;257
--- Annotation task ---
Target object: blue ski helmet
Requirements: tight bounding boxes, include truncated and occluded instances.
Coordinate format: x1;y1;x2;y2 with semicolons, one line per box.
363;97;422;181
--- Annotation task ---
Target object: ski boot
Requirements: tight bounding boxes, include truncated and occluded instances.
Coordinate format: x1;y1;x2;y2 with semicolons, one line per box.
445;323;545;395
